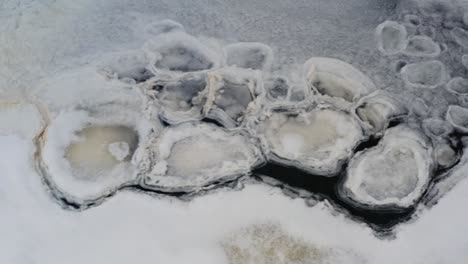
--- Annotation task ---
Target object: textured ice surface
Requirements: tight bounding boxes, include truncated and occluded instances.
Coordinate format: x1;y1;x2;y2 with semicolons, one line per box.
39;105;152;204
304;57;376;104
144;32;221;73
98;50;153;83
257;106;365;176
401;60;447;89
4;0;468;262
140;122;263;193
462;55;468;70
143;19;184;37
375;21;407;55
433;140;460;170
142;72;209;124
205;68;263;127
108;141;131;162
451;27;468;48
422;118;454;140
446;105;468;134
264;76;289;101
340;126;433;209
446;77;468;95
355;92;408;135
224;42;273;71
404;36;441;57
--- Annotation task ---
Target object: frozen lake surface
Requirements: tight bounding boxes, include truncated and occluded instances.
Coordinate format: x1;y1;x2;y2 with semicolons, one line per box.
2;0;468;263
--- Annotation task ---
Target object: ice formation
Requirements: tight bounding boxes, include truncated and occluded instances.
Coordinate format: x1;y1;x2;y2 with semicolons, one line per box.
38;105;153;205
255;105;365;176
410;98;430;118
98;50;153;83
433;140;460;170
446;77;468;95
354;92;408;135
303;57;376;104
400;60;447;89
375;21;408;55
462;55;468;70
143;19;184;37
11;10;468;232
141;72;210;124
139;122;263;193
340;126;433;209
451;27;468;48
224;42;273;71
403;36;441;57
264;76;289;101
143;32;221;73
205;68;263;127
6;0;468;262
446;105;468;134
422;118;453;140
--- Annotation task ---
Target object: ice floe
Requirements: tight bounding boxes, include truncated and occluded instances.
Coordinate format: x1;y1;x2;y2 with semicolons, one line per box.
422;118;454;140
255;105;365;176
205;67;263;128
375;21;408;55
140;72;210;124
401;60;448;89
446;77;468;95
451;27;468;48
433;139;460;170
340;126;433;209
38;104;154;205
303;57;376;105
139;122;263;193
403;36;441;57
446;105;468;134
354;92;408;135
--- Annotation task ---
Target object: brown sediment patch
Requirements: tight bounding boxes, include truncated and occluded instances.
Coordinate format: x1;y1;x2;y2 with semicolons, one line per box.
221;223;365;264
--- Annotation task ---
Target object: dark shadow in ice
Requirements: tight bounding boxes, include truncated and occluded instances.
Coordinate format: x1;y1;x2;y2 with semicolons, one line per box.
252;163;415;234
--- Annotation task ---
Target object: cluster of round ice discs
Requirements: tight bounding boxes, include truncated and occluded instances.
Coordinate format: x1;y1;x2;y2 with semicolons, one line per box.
35;19;466;214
